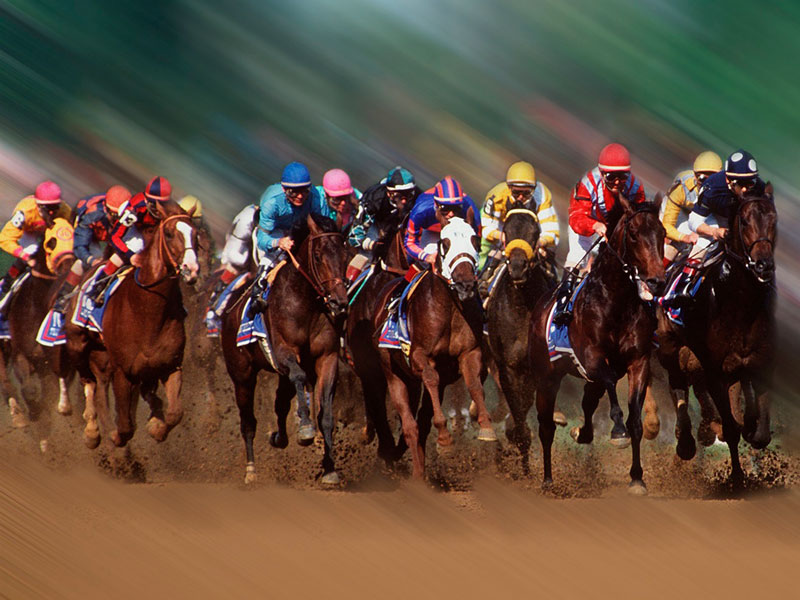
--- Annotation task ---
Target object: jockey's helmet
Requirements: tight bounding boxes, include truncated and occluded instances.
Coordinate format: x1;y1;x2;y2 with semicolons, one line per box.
693;151;723;175
179;195;203;217
433;176;463;205
385;166;416;191
506;161;537;187
105;185;132;214
145;176;172;202
724;150;758;179
281;162;311;188
34;181;62;205
322;169;353;197
598;143;631;172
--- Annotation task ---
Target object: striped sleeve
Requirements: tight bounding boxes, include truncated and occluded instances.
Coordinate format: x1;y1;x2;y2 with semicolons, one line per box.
536;184;560;247
403;216;427;261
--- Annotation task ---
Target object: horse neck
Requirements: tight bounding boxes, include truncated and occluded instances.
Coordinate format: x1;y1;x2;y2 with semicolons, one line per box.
138;228;175;288
384;231;407;271
590;245;636;298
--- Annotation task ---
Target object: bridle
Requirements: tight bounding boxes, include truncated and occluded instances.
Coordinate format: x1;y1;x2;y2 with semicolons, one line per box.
502;208;541;285
286;231;347;316
602;206;660;297
135;214;195;288
726;196;776;282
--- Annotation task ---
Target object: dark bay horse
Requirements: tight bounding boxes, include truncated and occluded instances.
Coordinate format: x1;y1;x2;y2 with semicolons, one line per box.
656;186;776;486
376;218;496;479
220;214;348;485
346;227;410;462
484;208;556;475
1;247;76;430
529;203;665;493
71;203;200;447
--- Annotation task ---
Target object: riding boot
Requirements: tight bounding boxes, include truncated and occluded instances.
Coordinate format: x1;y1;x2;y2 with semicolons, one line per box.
0;273;13;317
478;256;501;299
552;268;578;326
53;281;76;314
89;275;113;307
247;265;270;319
207;277;228;312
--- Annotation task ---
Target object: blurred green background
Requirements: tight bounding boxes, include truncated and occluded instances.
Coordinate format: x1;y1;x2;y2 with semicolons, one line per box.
1;0;797;433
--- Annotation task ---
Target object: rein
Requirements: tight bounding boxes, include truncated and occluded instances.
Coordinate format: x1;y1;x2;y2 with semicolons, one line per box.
135;214;194;289
601;210;655;295
285;231;346;313
725;197;775;280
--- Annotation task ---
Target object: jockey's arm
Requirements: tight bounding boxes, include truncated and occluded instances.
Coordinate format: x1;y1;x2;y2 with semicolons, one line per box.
689;211;725;240
567;191;598;237
403;218;427;262
0;218;26;259
72;218;95;267
536;185;560;248
662;184;686;242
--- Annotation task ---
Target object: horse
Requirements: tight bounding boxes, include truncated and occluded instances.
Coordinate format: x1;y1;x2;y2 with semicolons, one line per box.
375;217;497;479
484;208;556;475
1;246;76;431
655;186;776;486
529;202;665;493
220;213;348;485
65;202;200;448
346;227;411;462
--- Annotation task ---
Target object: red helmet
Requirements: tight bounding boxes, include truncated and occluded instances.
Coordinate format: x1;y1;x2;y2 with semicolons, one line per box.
598;143;631;172
34;181;62;205
105;185;132;214
145;176;172;201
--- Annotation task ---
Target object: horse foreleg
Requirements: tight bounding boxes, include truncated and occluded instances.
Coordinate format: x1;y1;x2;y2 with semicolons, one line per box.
269;375;293;449
642;384;660;440
162;368;184;433
570;381;604;445
314;352;340;485
747;376;771;450
625;357;649;495
142;380;169;443
707;374;744;487
605;378;630;449
500;367;534;475
411;351;451;448
661;348;695;459
286;358;314;445
81;380;100;449
384;366;423;477
234;377;258;484
110;369;136;447
536;379;560;486
459;348;496;442
0;352;26;428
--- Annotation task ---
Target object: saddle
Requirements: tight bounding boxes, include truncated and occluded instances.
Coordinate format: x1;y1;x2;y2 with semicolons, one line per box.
377;269;428;352
70;267;133;333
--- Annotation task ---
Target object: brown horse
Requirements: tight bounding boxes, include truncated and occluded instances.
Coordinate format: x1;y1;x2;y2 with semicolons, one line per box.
346;228;411;462
1;249;76;430
376;217;496;479
66;203;199;448
484;208;556;475
220;214;348;485
656;187;776;486
529;203;665;493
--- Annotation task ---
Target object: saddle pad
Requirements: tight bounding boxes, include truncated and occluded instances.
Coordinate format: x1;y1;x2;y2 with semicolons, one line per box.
546;278;592;381
236;298;269;346
377;269;428;350
347;263;376;305
36;309;66;347
71;267;132;333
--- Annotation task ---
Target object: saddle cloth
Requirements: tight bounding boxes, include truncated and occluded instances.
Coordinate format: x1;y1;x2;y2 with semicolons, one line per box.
546;277;592;380
377;269;428;351
70;267;132;334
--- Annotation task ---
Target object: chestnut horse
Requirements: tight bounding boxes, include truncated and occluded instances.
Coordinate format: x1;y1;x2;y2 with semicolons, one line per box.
1;249;76;429
220;214;348;485
484;209;555;475
656;186;776;486
346;227;410;463
376;218;497;479
529;203;665;493
66;203;199;448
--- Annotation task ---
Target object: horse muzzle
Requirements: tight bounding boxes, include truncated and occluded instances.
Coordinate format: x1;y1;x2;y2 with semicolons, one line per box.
753;258;775;283
452;279;478;302
181;263;199;285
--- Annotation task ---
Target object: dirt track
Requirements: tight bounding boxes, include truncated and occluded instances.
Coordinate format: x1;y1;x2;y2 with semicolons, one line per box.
2;295;800;598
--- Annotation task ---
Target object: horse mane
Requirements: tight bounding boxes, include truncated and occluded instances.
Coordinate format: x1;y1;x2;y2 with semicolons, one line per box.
290;212;338;245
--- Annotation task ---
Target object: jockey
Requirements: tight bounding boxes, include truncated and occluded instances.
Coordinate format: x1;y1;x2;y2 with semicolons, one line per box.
565;143;647;271
345;166;421;283
404;176;481;273
88;176;173;304
479;160;560;284
178;194;216;273
0;181;72;313
665;149;766;305
249;161;325;314
51;185;131;313
207;202;258;308
314;168;362;233
661;151;722;262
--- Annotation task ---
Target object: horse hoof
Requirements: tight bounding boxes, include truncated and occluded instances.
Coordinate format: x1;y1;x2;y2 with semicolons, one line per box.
360;424;375;445
610;435;631;450
39;439;48;454
628;480;648;496
147;417;168;442
697;420;718;447
269;431;288;449
9;399;29;428
477;427;498;442
468;401;478;421
643;416;660;440
83;432;101;449
244;463;257;485
57;403;72;416
297;424;316;446
321;471;341;486
541;478;554;492
553;411;568;427
569;426;581;443
676;438;697;461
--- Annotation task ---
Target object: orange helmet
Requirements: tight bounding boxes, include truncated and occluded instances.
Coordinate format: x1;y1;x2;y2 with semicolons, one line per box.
105;185;132;214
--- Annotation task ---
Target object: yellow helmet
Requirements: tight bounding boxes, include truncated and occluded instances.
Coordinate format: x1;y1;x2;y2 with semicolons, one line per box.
692;151;722;175
505;161;537;186
179;195;202;217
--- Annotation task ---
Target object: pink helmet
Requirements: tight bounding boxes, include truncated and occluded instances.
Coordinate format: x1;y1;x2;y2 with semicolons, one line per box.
322;169;353;197
34;181;62;205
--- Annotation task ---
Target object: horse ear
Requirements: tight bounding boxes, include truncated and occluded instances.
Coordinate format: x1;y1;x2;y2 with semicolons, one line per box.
307;213;321;234
466;206;475;227
653;192;663;208
765;182;774;199
186;204;196;217
155;201;168;219
471;235;481;253
618;195;632;213
441;238;451;255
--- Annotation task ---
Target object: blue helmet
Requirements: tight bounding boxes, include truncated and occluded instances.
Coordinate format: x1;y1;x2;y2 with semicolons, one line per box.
281;162;311;187
724;150;758;178
385;166;415;191
433;176;464;205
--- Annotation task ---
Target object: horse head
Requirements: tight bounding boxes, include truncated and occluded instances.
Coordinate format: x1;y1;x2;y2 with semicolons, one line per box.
730;184;777;283
438;217;479;302
296;213;348;318
502;209;541;284
608;200;666;300
152;202;200;285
